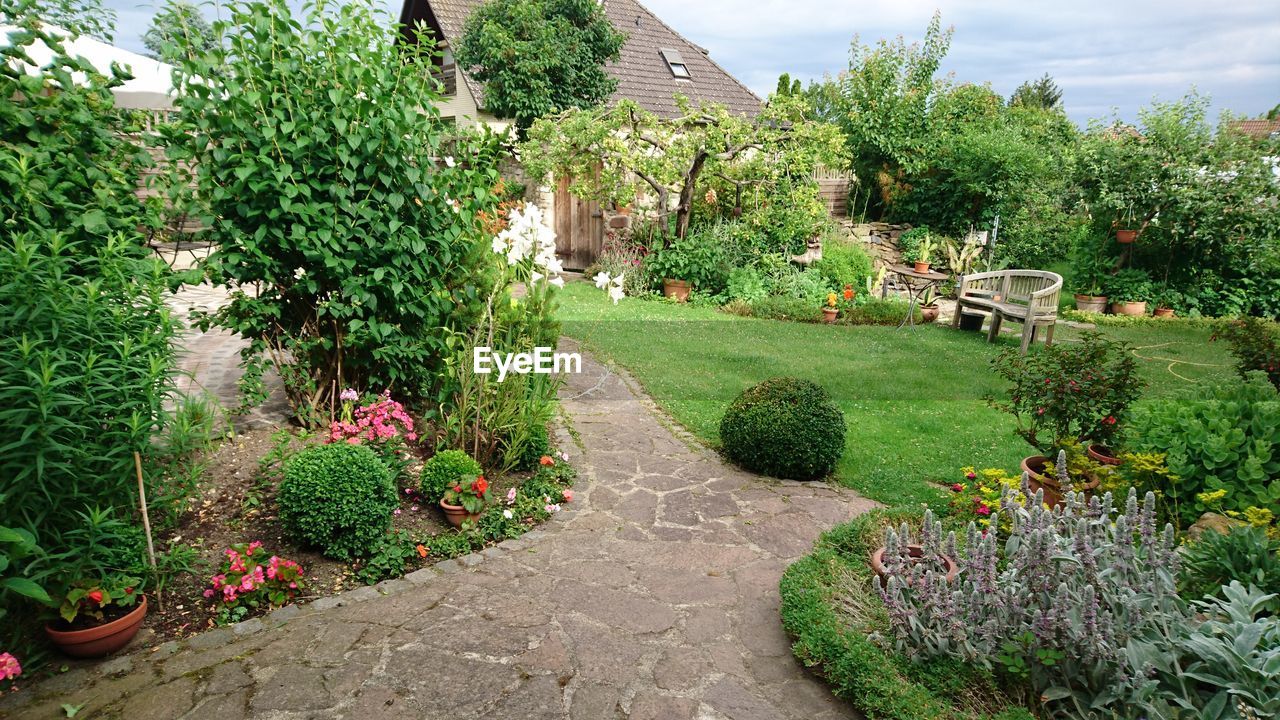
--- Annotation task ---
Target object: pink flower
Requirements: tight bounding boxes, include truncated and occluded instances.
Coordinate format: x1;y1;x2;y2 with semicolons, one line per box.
976;504;992;516
965;472;976;480
393;508;402;516
951;483;964;492
410;505;419;512
0;652;21;681
544;503;560;514
562;490;574;503
506;488;517;505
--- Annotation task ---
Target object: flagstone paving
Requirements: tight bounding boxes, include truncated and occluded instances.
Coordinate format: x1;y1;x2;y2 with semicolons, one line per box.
2;341;876;720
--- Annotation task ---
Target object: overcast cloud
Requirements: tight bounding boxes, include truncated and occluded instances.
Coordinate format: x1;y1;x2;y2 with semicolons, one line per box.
100;0;1280;125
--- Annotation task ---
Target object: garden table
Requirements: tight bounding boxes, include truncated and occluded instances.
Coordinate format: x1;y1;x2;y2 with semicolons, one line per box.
883;264;949;329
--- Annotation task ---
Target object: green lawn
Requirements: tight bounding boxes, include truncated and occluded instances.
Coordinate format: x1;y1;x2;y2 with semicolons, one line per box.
557;282;1237;508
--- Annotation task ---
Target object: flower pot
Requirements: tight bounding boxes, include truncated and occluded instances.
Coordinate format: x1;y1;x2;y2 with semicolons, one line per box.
46;596;148;658
822;307;838;324
1074;294;1108;313
439;499;481;529
1086;444;1123;467
869;545;958;587
1021;456;1101;508
1115;229;1137;244
662;278;690;303
1153;307;1175;318
913;261;931;274
1110;301;1146;317
920;304;940;323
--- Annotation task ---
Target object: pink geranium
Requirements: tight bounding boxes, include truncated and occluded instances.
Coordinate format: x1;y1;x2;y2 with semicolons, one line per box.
0;652;21;681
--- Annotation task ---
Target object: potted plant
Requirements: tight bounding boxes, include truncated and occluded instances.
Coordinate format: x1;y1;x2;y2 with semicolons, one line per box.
897;227;928;269
1104;268;1152;316
913;236;937;274
919;287;940;323
870;510;958;587
1115;206;1138;243
440;474;490;528
1152;287;1180;318
646;236;720;303
822;293;839;323
988;333;1145;507
1070;229;1113;312
45;574;146;658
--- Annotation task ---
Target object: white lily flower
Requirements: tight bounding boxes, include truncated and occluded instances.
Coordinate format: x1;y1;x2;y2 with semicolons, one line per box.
491;235;506;255
611;272;625;288
593;271;611;289
549;276;565;288
608;284;625;304
531;270;544;283
444;156;456;168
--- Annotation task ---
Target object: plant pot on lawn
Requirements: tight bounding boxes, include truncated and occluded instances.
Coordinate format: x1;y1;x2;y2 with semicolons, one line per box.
1110;301;1147;317
46;596;148;659
869;545;958;587
1074;294;1108;313
822;307;838;324
1154;307;1175;318
1086;444;1123;466
1021;456;1101;508
662;278;690;302
920;304;940;323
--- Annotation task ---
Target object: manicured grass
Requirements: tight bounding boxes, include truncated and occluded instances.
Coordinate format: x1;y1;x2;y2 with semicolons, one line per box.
557;282;1236;507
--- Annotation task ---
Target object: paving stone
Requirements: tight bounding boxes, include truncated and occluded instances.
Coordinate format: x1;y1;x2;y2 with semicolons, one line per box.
629;692;699;720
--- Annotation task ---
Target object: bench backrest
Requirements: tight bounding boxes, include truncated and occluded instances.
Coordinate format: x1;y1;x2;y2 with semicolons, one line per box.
960;270;1062;315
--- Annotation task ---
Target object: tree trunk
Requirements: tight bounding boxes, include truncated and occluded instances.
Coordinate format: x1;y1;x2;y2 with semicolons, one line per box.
674;150;709;242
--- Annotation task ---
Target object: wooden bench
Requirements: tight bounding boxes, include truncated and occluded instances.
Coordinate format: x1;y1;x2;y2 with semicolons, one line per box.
952;270;1062;353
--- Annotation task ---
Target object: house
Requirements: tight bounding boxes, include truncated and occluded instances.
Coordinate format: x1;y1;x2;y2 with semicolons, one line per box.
396;0;764;268
1227;118;1280;141
396;0;762;128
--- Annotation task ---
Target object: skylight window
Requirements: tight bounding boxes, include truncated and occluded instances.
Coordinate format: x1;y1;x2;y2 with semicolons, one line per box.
660;49;690;79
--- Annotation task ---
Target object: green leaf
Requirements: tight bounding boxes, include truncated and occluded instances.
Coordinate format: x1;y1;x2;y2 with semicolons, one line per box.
0;577;52;604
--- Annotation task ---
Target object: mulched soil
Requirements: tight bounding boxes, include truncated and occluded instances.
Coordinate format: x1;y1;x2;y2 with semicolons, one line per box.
139;426;532;646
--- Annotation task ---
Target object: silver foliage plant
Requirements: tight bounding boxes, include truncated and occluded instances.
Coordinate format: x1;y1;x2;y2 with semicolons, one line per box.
877;482;1181;717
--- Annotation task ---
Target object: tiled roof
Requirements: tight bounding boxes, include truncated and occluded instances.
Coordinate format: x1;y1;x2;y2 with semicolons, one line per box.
1227;119;1280;139
400;0;762;118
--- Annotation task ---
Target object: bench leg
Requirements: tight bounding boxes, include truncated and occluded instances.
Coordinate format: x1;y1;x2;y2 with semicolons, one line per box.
952;302;962;329
1020;320;1034;354
1045;322;1056;346
986;313;1002;343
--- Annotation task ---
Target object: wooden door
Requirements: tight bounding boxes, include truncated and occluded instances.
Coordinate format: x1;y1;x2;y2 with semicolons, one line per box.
554;176;603;270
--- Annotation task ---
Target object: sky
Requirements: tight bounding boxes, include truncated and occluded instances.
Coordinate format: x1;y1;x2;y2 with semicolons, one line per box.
98;0;1280;126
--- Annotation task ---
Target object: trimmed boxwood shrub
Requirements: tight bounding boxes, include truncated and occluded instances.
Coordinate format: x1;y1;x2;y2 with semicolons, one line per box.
419;449;484;503
719;377;845;480
780;508;1033;720
279;443;397;560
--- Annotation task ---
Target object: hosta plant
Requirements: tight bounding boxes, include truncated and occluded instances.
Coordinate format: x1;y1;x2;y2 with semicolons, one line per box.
878;484;1181;718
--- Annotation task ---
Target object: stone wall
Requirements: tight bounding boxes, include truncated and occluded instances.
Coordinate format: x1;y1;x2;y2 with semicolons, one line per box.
843;221;914;271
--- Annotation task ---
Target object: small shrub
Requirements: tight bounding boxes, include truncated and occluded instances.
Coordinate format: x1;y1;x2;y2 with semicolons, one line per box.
749;295;820;322
720;377;845;480
419;450;484;503
1214;317;1280;391
1180;526;1280;614
278;444;396;560
203;542;304;625
352;530;418;585
812;238;873;291
513;423;551;471
726;266;768;303
1125;372;1280;529
843;298;920;326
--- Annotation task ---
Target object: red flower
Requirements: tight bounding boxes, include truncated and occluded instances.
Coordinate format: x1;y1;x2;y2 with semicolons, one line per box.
539;455;554;466
965;472;977;480
950;483;964;492
472;476;489;496
843;285;854;301
976;504;992;516
416;544;428;558
87;590;104;605
453;485;462;493
1103;415;1117;425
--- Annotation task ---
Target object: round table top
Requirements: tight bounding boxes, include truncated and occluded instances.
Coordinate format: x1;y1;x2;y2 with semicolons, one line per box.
888;264;949;281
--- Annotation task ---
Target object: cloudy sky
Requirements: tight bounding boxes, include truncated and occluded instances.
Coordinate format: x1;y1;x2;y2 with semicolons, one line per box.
100;0;1280;125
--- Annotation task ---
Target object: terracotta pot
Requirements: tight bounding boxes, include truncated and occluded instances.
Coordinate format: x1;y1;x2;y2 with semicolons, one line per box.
662;278;690;303
1021;456;1101;508
46;596;148;658
870;545;958;586
616;204;631;216
439;499;481;529
1110;301;1147;317
1074;294;1108;313
920;304;940;323
1153;307;1175;318
1115;229;1137;244
913;261;931;274
1086;444;1123;467
822;307;838;324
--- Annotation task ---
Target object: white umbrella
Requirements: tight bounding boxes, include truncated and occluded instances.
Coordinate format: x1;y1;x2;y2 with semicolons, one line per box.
2;23;177;110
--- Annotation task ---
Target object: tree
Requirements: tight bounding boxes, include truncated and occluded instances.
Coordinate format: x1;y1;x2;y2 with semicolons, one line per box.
455;0;626;134
1267;103;1279;120
143;0;216;63
522;94;844;243
1009;74;1064;111
774;72;802;97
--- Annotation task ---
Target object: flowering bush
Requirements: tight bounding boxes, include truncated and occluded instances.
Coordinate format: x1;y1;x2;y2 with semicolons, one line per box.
947;467;1027;529
1214;317;1280;391
203;542;304;625
988;332;1143;452
328;391;417;483
878;486;1181;718
420;450;484;504
0;651;20;685
442;475;491;515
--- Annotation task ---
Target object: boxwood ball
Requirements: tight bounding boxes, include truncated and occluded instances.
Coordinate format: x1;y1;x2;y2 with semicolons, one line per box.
719;377;845;480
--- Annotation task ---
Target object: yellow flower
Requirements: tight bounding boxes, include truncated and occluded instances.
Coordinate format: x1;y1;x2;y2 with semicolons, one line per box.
826;292;838;307
1244;506;1275;528
1196;489;1228;505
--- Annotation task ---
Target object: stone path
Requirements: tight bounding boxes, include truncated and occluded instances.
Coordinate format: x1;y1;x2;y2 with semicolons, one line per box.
2;343;876;720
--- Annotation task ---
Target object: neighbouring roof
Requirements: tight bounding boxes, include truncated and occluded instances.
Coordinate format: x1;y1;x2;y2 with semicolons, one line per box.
1227;118;1280;140
398;0;762;118
2;23;176;109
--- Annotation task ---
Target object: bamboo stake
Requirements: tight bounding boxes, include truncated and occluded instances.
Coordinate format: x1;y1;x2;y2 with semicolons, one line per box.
134;451;161;609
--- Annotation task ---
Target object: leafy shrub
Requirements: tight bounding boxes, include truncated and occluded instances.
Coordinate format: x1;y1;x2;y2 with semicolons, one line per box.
812;238;873;292
646;233;727;292
843;298;921;326
988;332;1143;452
1214;317;1280;391
748;295;820;322
1180;526;1280;614
768;265;831;303
513;424;552;471
879;488;1181;718
420;450;484;504
726;266;768;303
1102;268;1154;303
1125;373;1280;529
353;530;418;585
720;378;845;480
780;508;1032;720
278;444;396;560
583;237;651;298
169;0;503;425
202;542;304;625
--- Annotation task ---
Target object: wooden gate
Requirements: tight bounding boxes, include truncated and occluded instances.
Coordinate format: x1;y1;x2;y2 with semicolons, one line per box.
554;176;603;270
